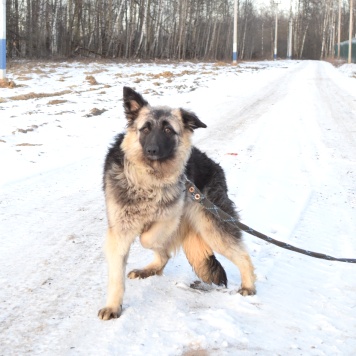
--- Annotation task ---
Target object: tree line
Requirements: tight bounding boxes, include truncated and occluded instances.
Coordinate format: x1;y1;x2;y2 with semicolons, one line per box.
5;0;355;61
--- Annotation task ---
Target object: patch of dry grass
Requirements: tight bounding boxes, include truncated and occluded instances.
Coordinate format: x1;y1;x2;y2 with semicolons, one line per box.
151;71;174;79
48;99;68;105
16;76;31;81
12;123;47;134
214;61;230;66
85;108;107;117
9;90;71;101
16;143;43;146
84;69;108;75
0;79;16;88
85;75;99;85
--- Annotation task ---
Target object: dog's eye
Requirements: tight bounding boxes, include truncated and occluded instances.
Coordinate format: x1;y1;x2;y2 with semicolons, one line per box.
141;127;150;134
164;127;172;135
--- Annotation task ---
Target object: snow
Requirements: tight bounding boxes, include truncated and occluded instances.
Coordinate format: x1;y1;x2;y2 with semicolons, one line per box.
1;59;356;355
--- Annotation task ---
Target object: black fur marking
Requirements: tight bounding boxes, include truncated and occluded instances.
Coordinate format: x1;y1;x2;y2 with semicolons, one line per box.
206;255;228;287
152;108;172;121
103;133;125;191
123;87;148;125
185;147;242;239
180;108;207;131
139;123;177;161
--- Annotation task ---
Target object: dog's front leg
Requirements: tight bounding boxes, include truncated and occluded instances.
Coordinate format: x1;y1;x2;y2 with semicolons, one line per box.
127;215;181;279
98;227;134;320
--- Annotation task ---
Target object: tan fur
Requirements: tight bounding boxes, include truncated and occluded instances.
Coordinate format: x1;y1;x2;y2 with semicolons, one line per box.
181;229;216;284
182;200;256;291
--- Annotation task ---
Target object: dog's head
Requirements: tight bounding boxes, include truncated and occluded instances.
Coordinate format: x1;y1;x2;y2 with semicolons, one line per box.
122;87;206;162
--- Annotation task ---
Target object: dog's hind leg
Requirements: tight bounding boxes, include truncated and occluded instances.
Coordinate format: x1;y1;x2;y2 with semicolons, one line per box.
206;232;255;295
182;228;227;287
223;243;256;296
98;227;135;320
188;206;256;296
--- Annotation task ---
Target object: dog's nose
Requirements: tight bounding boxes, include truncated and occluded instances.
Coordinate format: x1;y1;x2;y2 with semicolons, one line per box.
146;144;159;156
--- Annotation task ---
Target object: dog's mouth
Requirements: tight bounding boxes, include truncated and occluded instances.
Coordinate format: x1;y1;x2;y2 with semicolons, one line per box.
145;154;160;161
144;152;175;163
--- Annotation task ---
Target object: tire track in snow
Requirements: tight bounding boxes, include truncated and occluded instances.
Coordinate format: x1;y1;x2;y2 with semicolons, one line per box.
195;61;356;353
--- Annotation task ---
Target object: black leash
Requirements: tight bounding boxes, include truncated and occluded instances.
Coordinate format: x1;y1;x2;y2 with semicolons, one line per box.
185;180;356;264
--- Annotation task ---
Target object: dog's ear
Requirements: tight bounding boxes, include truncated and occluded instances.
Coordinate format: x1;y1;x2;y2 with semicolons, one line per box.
123;87;148;124
180;109;207;131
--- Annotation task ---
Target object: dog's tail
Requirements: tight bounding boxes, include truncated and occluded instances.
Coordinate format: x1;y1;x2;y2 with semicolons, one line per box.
182;231;227;287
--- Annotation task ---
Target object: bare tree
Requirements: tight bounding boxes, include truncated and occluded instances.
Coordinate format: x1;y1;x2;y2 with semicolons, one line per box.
5;0;353;61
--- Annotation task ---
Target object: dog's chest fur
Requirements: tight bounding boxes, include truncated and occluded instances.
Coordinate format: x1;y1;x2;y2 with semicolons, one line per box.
104;135;185;231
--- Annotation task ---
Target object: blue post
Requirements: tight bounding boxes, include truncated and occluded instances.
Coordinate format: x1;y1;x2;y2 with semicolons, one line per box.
0;0;6;80
233;49;237;63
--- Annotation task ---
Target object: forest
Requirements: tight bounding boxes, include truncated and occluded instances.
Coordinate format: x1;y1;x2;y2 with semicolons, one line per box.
4;0;356;61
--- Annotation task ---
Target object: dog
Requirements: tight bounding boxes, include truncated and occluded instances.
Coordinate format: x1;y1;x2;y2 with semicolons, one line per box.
98;87;256;320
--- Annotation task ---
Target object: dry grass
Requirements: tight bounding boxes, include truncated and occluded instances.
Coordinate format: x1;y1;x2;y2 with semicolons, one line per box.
16;143;43;147
13;123;47;135
151;71;174;79
182;349;209;356
9;90;71;101
85;75;98;85
16;76;31;81
0;79;16;88
48;99;68;105
13;125;39;134
129;72;144;77
31;68;46;75
85;107;107;117
84;69;108;75
325;57;347;68
214;61;231;67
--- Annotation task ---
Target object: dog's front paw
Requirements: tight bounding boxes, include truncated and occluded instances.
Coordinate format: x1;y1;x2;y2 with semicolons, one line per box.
98;305;122;320
127;269;159;279
238;287;256;296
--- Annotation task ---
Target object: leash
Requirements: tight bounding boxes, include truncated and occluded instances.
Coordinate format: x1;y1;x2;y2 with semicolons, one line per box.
185;180;356;264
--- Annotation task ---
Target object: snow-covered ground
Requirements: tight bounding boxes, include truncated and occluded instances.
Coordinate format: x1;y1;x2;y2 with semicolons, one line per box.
0;59;355;355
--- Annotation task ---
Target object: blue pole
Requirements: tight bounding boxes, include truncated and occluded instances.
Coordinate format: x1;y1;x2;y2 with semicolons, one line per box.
233;51;237;62
0;0;6;80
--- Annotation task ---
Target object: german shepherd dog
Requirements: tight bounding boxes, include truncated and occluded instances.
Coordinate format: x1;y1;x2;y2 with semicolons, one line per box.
98;87;256;320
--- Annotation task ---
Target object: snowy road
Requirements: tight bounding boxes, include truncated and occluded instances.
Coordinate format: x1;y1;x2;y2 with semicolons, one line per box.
0;60;355;355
